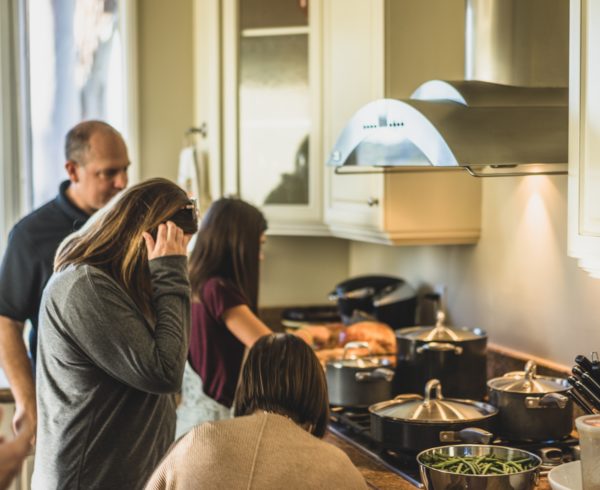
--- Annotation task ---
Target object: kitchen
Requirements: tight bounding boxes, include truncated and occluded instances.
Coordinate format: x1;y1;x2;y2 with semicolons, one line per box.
2;0;600;488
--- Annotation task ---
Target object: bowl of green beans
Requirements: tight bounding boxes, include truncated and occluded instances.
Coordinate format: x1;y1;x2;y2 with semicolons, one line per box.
417;444;542;490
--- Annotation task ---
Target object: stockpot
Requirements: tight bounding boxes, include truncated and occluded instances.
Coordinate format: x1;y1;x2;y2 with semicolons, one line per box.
395;312;487;399
326;342;395;407
369;379;497;453
487;360;573;441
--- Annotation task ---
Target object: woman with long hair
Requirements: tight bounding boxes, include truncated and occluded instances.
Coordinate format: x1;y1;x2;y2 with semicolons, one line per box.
147;334;367;489
177;198;271;434
178;197;330;435
32;178;198;490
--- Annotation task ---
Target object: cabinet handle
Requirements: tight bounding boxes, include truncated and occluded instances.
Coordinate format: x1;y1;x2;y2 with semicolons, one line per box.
367;197;380;207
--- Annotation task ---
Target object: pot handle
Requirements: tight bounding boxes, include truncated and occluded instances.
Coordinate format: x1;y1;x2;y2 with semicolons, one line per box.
439;427;493;444
416;342;463;355
525;392;569;409
342;341;371;359
355;368;395;383
424;379;444;402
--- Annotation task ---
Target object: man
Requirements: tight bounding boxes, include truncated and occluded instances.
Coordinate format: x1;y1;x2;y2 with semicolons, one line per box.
0;120;130;442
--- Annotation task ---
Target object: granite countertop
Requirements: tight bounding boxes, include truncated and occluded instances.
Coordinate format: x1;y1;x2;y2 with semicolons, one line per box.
324;431;552;490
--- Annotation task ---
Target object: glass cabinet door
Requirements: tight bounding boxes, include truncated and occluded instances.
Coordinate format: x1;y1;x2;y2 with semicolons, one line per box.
238;0;310;206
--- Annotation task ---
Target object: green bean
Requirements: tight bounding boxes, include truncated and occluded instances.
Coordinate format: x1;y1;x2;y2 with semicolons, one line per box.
420;452;536;476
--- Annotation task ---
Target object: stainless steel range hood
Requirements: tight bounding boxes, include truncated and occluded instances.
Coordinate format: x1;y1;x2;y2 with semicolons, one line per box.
328;0;569;177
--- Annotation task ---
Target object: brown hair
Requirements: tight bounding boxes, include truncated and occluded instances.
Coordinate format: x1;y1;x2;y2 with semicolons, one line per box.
65;120;122;164
188;197;267;311
233;333;330;438
55;178;198;320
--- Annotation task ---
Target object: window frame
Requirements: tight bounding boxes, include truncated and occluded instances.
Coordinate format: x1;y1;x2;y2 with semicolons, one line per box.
0;0;139;252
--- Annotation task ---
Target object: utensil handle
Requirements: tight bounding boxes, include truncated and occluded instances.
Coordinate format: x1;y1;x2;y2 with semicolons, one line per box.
569;376;600;411
567;389;597;415
574;367;600;402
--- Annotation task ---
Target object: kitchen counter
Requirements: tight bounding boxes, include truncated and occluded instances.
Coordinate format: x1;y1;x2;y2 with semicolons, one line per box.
324;431;552;490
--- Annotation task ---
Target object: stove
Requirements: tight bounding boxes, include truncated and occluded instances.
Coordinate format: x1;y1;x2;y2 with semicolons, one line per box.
328;406;580;488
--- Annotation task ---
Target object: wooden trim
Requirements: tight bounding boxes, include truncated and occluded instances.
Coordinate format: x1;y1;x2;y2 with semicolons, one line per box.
488;342;571;375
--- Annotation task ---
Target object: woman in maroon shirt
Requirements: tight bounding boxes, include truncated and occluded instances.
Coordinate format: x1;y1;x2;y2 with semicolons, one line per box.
177;198;330;436
176;198;273;435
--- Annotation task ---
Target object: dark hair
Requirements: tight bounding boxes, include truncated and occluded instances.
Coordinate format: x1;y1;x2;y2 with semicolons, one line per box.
55;178;198;320
65;120;122;164
233;333;330;438
188;197;267;311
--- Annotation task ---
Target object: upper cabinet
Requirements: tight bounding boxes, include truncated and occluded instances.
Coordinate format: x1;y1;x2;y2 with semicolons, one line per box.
322;0;482;245
213;0;327;235
568;0;600;277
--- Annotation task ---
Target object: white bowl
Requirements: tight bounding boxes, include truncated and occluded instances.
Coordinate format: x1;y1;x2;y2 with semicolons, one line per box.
548;460;582;490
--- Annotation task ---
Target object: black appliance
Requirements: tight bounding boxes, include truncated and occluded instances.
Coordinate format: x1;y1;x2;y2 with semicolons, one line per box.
329;275;417;329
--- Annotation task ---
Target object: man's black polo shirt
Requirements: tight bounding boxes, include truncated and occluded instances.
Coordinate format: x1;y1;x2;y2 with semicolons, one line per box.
0;180;89;363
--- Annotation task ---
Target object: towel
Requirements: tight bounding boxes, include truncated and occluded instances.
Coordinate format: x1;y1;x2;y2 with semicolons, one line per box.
177;146;212;214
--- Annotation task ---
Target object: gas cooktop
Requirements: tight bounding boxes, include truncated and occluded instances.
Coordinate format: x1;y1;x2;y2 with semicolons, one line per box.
328;407;580;488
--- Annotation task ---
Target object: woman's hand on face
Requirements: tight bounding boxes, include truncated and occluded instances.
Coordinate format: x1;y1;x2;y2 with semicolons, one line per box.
142;221;192;260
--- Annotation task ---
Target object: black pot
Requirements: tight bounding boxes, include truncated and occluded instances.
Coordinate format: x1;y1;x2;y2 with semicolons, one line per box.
329;275;417;328
369;379;498;453
326;342;395;408
487;361;573;441
394;312;487;400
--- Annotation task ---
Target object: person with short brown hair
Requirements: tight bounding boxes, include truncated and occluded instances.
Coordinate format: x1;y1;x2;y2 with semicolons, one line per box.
0;120;130;443
32;178;198;490
146;333;367;490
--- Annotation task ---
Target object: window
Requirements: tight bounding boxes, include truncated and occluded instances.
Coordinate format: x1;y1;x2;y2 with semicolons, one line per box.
0;0;138;250
27;0;137;207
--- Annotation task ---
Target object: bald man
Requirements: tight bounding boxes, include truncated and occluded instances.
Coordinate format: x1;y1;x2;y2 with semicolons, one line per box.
0;120;130;442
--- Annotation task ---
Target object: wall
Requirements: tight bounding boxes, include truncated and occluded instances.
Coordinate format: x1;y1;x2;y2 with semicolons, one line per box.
260;236;349;306
349;175;600;367
138;0;195;181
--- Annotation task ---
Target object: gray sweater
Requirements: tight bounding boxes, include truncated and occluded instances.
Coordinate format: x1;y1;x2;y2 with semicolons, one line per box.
32;256;190;490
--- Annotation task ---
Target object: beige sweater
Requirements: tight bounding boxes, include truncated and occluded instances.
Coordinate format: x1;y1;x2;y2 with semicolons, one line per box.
145;412;368;490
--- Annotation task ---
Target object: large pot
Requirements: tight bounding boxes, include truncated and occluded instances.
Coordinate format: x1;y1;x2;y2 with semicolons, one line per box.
369;379;498;453
395;312;487;399
326;342;395;407
487;360;573;441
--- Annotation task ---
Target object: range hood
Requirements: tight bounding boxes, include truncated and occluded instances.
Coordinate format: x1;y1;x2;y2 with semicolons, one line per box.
328;0;569;177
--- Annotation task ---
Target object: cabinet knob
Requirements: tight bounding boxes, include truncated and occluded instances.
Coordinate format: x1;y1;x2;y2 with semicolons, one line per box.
367;197;380;207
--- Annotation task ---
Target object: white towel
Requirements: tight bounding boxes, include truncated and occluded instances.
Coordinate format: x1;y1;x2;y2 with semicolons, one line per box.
177;146;212;214
177;147;200;199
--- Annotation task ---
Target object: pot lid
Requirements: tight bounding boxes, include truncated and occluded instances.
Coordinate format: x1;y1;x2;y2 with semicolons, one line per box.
369;379;496;422
396;311;486;341
487;360;569;393
327;341;389;369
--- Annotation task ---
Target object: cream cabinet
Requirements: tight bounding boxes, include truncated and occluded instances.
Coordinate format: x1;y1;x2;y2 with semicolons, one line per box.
196;0;328;236
568;0;600;277
322;0;482;245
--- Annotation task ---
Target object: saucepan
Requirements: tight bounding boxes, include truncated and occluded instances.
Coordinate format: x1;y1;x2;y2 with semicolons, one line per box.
326;341;394;408
369;379;497;453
